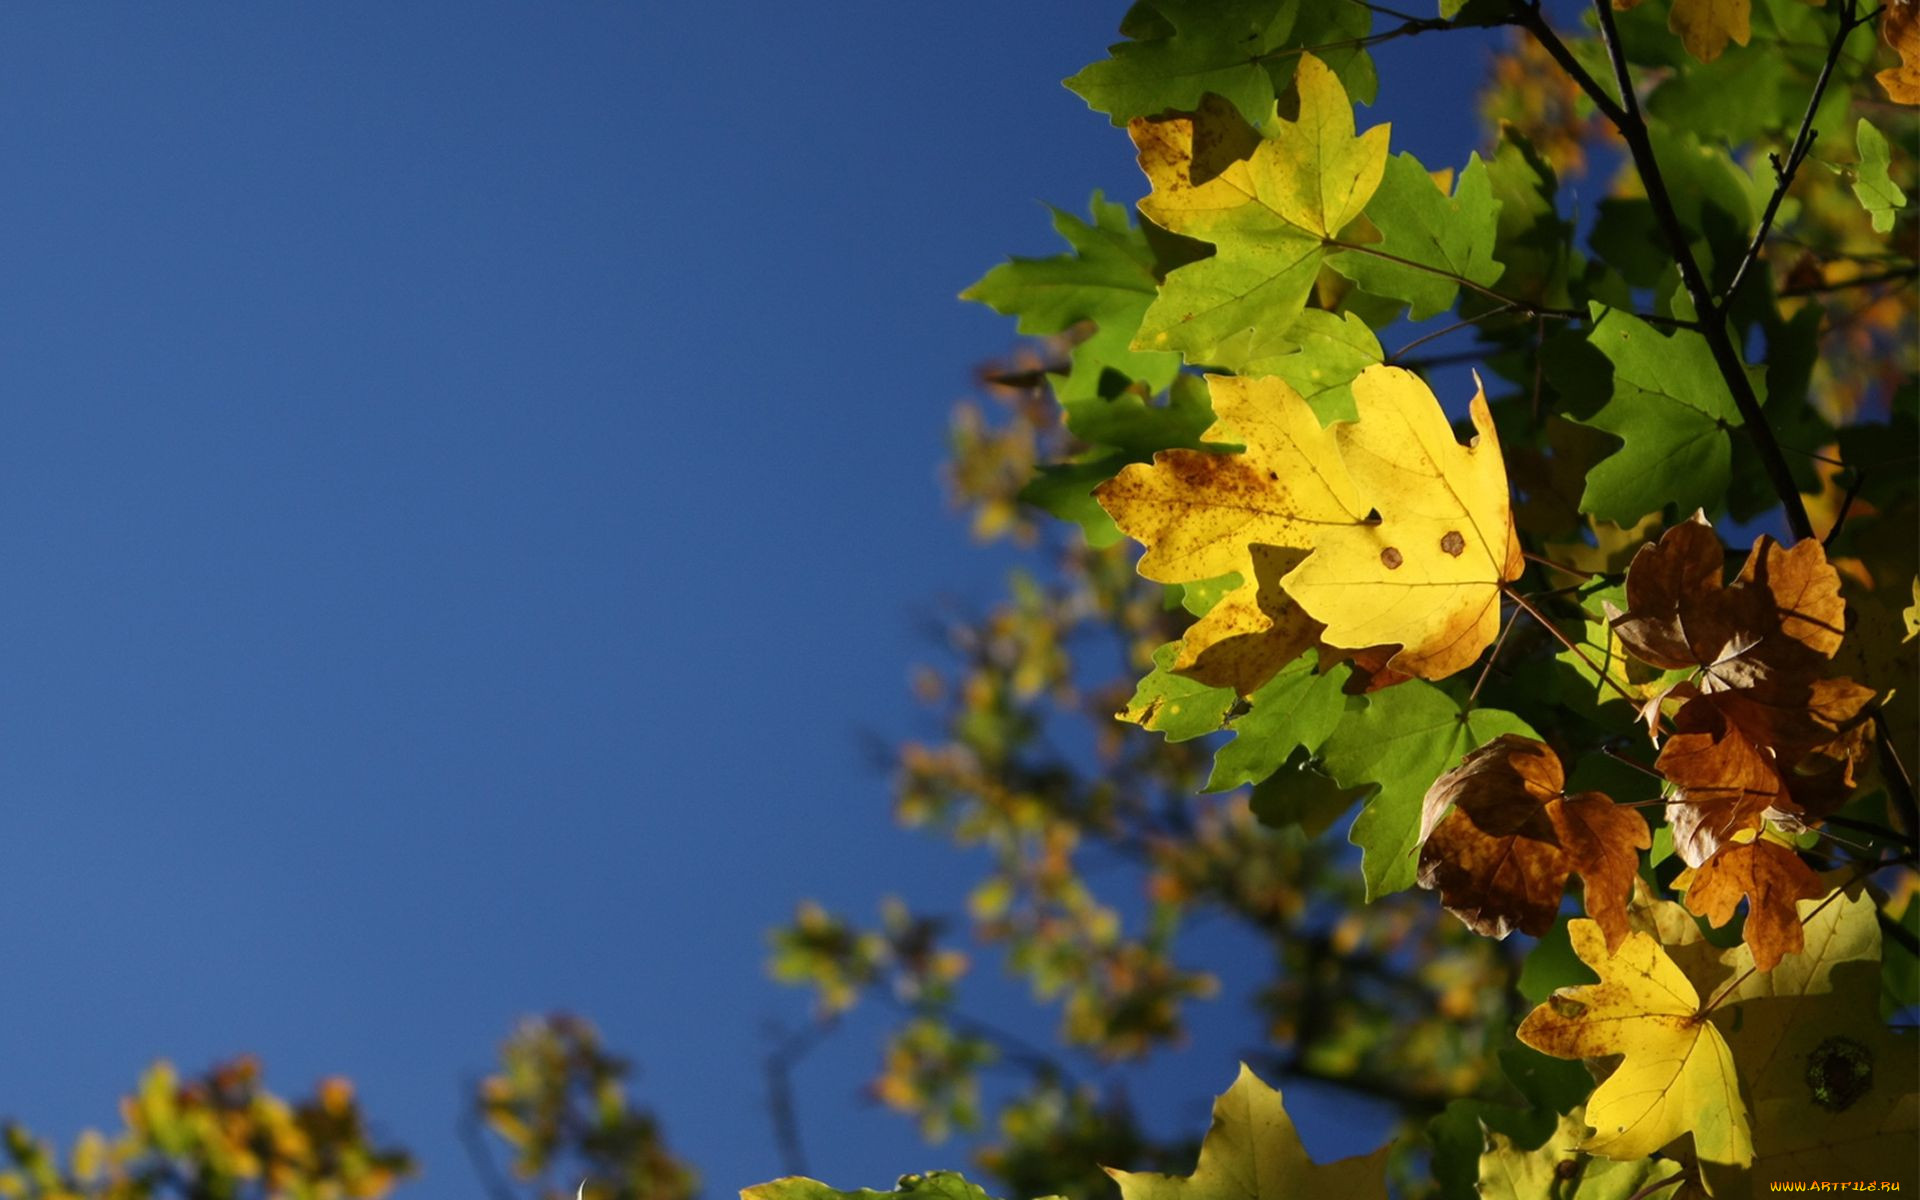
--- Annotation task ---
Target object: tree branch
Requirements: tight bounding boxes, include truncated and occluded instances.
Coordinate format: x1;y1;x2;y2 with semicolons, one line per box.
1719;0;1870;309
1574;0;1818;537
1781;263;1919;295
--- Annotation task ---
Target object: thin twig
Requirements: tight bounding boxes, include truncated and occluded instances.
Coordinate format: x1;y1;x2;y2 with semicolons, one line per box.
1781;263;1919;295
1604;746;1665;780
1522;550;1598;581
1719;0;1868;309
1572;0;1827;564
1388;302;1516;362
1822;468;1869;546
1469;604;1521;706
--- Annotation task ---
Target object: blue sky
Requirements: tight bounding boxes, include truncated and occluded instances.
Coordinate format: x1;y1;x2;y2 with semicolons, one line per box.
0;4;1516;1193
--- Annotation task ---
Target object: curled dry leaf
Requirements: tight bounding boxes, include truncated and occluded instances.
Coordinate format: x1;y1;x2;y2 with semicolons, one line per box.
1416;734;1649;949
1612;517;1874;863
1657;698;1788;867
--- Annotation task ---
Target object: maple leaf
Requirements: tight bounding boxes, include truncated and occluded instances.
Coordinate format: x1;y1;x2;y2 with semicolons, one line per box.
1096;373;1365;695
1850;119;1910;234
743;1171;1042;1200
1517;919;1754;1168
1701;888;1920;1196
1064;1;1302;128
1284;366;1524;681
1203;651;1349;794
1416;734;1650;949
1667;0;1751;63
1330;151;1505;321
1105;1063;1388;1200
1476;1109;1660;1200
1128;55;1388;372
1119;643;1238;742
1656;699;1788;867
1547;307;1753;525
1610;518;1875;859
1321;682;1535;899
961;193;1182;430
1675;832;1825;971
1879;0;1920;104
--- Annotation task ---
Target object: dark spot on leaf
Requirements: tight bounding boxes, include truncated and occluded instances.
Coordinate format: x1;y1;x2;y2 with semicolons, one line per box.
1441;531;1465;557
1548;995;1588;1020
1381;547;1404;570
1805;1035;1873;1112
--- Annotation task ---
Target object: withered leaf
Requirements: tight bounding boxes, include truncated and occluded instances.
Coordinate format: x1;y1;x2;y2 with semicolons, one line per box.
1656;699;1788;868
1678;835;1825;971
1417;734;1649;948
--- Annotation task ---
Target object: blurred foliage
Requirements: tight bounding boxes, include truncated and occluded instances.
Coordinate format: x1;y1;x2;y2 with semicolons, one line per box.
0;1057;408;1200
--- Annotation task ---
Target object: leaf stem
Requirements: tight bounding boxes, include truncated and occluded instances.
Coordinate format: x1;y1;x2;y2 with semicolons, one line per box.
1469;604;1522;706
1623;1172;1689;1200
1388;302;1517;362
1521;550;1598;581
1500;584;1641;708
1327;239;1701;330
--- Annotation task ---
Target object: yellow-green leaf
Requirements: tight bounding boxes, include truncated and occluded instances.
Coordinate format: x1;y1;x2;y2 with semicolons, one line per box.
1107;1064;1389;1200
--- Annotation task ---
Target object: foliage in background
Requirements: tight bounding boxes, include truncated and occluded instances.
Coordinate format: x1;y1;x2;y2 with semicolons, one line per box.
763;0;1920;1196
0;1016;696;1200
0;1057;409;1200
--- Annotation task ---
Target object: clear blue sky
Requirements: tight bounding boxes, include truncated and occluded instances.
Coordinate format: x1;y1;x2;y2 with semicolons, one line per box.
0;4;1512;1193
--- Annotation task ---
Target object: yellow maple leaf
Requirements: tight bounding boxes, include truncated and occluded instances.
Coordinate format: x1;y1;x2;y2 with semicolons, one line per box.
1516;919;1754;1167
1702;888;1920;1197
1129;54;1389;370
1668;0;1751;62
1107;1064;1388;1200
1095;374;1366;694
1283;366;1523;680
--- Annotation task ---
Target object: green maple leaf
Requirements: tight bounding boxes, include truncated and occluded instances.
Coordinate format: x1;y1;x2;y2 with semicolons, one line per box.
1247;309;1381;421
1332;152;1504;320
1119;642;1238;742
1547;304;1758;525
1320;681;1535;898
1108;1064;1389;1200
1204;652;1350;792
961;192;1183;434
1483;125;1573;308
1850;118;1908;234
1064;0;1300;128
744;1171;1043;1200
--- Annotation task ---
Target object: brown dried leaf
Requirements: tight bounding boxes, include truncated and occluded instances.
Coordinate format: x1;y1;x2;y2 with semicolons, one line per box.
1417;734;1650;948
1657;700;1787;868
1679;835;1826;971
1880;0;1920;104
